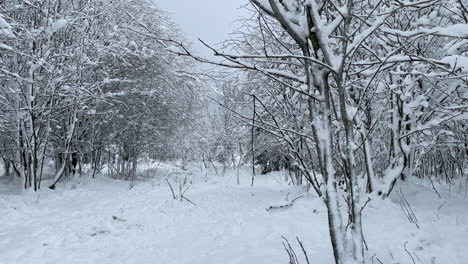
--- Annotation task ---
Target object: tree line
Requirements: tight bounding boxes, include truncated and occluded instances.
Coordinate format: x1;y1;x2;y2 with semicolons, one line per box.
0;0;206;190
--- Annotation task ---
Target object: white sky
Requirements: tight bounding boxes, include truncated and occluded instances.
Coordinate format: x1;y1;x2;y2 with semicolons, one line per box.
156;0;248;58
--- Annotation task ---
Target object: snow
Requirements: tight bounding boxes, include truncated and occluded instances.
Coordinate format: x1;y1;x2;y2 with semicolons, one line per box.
441;55;468;73
0;43;13;51
346;15;389;56
383;24;468;39
1;165;468;264
51;19;68;33
0;14;13;37
165;46;182;54
445;39;468;55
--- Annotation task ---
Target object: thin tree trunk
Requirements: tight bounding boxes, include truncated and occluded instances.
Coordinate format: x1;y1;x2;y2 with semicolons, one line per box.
251;95;256;187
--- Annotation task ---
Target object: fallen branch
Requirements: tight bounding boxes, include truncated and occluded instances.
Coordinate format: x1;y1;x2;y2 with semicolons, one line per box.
266;195;305;212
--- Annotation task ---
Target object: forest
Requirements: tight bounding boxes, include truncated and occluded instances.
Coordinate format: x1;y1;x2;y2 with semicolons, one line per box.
0;0;467;264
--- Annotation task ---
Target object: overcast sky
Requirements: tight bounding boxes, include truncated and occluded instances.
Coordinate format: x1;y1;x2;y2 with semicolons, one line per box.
156;0;248;58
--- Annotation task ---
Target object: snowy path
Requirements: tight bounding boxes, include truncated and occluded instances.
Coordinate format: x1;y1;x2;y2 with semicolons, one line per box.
1;172;467;264
0;175;331;264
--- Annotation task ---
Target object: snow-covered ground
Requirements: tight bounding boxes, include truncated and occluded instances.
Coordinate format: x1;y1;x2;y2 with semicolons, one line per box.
1;165;467;264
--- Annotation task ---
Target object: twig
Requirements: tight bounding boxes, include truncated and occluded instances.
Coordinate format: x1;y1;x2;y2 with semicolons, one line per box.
360;197;371;215
166;178;176;199
281;236;299;264
182;196;197;206
296;237;310;264
428;176;441;199
437;201;447;211
397;189;419;229
404;241;416;264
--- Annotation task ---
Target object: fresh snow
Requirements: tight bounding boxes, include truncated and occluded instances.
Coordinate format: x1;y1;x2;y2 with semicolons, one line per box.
0;14;13;37
1;165;467;264
50;19;68;33
442;55;468;73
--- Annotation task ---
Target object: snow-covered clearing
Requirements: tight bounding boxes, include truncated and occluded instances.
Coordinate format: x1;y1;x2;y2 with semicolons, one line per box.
1;165;467;264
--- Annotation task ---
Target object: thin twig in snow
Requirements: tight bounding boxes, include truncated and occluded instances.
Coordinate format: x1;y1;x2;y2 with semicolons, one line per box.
404;241;416;264
428;176;442;199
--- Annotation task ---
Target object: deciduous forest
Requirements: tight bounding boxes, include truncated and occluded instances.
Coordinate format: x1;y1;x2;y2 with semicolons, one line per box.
1;0;467;263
